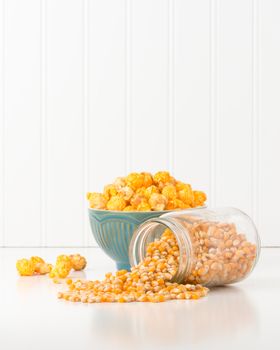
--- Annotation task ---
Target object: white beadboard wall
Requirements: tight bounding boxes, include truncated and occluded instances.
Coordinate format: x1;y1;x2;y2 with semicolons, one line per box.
0;0;279;247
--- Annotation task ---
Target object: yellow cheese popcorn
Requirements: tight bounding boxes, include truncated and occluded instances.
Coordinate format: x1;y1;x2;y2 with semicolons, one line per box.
87;171;206;212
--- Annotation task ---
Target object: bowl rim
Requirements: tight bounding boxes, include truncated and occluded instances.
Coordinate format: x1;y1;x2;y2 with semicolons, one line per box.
88;205;207;214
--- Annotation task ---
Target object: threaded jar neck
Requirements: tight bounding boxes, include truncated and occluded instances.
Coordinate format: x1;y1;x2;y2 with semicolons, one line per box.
129;217;193;283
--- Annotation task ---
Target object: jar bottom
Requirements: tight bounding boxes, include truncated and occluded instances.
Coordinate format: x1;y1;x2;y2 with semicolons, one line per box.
178;217;258;287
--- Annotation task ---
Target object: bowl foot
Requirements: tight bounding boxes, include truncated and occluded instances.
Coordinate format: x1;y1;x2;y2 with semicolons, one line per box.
116;261;131;271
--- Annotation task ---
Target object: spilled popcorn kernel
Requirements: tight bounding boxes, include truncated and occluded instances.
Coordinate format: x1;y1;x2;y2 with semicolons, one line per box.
57;229;209;303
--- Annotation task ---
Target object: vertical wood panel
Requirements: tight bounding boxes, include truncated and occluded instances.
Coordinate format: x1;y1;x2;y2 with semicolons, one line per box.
251;0;259;230
216;0;253;216
4;0;41;246
259;0;280;245
125;0;132;175
45;0;84;246
130;0;169;172
40;0;46;246
82;0;90;245
0;0;4;245
168;0;175;174
88;0;126;191
173;0;210;195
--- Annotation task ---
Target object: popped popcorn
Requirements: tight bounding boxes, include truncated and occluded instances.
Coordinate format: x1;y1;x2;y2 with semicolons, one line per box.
87;171;207;211
69;254;87;271
16;254;87;280
16;259;35;276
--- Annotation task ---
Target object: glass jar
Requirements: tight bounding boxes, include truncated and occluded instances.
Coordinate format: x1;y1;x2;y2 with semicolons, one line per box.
129;207;260;287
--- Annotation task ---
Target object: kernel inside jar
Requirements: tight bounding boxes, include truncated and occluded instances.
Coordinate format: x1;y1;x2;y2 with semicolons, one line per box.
180;216;258;286
58;229;209;303
87;171;207;212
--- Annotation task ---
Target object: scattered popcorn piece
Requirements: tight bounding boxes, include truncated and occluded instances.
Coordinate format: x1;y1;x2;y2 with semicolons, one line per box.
16;253;87;279
37;263;53;275
16;256;53;276
16;259;35;276
69;254;87;271
30;256;45;273
50;255;72;279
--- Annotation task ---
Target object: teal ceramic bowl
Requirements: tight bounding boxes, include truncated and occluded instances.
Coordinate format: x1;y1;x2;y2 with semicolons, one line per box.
88;208;172;270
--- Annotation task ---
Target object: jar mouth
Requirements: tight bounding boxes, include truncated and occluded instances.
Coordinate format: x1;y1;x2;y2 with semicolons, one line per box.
129;217;193;283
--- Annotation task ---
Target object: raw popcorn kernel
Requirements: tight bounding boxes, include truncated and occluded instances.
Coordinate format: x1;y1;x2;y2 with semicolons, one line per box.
57;229;209;303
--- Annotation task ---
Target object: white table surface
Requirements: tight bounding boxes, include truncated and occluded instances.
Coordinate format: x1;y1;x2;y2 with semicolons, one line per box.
0;247;279;350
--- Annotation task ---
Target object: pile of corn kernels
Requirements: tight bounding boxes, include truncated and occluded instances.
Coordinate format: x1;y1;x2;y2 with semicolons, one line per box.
87;171;206;211
57;229;209;303
16;254;87;282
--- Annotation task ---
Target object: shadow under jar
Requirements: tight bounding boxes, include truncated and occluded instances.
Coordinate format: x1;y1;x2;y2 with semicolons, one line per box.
129;207;260;287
